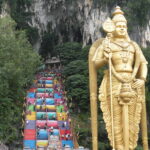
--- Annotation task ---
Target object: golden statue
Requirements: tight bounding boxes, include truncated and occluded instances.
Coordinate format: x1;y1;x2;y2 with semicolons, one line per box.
89;6;149;150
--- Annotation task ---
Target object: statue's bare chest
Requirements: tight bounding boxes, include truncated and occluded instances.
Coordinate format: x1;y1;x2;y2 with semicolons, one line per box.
110;42;135;63
108;42;135;72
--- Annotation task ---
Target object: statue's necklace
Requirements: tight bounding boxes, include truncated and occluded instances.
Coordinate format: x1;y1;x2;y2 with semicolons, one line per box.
113;41;130;63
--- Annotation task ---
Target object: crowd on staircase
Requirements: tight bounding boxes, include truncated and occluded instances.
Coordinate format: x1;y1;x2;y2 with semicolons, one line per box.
23;69;76;150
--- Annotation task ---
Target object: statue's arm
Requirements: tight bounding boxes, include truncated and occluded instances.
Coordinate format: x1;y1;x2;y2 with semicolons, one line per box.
138;63;148;81
92;45;107;69
134;42;148;81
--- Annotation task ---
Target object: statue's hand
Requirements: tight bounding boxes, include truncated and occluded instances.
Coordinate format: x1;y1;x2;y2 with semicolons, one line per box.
104;47;112;59
132;79;145;89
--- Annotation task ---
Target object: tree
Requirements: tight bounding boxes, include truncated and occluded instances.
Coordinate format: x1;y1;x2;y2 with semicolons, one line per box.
56;43;91;147
39;31;58;59
55;42;82;65
0;16;41;148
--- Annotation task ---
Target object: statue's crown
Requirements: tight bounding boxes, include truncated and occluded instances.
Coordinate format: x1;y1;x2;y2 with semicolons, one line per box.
112;6;127;23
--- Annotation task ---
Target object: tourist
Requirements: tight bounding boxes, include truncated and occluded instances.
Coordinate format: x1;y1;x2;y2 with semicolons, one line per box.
64;121;67;128
66;134;69;140
50;126;54;135
52;114;56;120
26;120;29;124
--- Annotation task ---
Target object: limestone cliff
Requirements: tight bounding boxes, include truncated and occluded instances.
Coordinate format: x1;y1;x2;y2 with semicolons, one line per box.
16;0;150;50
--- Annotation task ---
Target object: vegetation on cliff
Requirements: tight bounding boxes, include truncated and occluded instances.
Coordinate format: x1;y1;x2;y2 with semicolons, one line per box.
0;0;150;53
0;16;41;148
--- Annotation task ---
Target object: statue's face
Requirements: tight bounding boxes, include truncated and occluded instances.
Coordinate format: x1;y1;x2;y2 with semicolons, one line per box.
115;22;127;38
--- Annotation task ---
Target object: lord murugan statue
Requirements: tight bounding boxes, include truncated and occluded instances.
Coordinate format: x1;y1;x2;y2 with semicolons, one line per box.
89;6;149;150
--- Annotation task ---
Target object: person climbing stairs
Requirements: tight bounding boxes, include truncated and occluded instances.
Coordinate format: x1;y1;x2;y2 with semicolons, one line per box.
23;69;76;150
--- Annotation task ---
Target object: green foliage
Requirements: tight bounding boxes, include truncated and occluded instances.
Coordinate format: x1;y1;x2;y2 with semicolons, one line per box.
135;145;143;150
126;0;150;26
40;31;58;59
56;42;110;148
0;0;5;11
63;60;88;77
26;26;38;45
142;48;150;135
6;0;38;45
0;16;41;147
55;43;89;110
72;113;92;148
0;100;23;147
65;74;88;111
55;42;83;65
55;42;90;146
8;0;32;26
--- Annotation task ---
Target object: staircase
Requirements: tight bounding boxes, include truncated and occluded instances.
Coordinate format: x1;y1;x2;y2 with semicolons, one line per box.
23;70;75;150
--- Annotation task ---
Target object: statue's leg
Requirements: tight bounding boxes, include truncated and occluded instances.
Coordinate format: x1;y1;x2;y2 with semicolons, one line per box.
100;75;123;149
106;94;123;149
129;101;142;149
106;77;123;149
113;96;124;149
128;102;136;150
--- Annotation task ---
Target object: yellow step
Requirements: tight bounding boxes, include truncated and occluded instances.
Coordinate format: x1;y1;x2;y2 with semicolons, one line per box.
36;140;48;147
26;112;36;120
45;84;53;88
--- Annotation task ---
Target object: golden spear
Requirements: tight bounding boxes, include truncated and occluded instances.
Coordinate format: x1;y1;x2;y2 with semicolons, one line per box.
103;18;116;150
89;39;99;150
141;99;149;150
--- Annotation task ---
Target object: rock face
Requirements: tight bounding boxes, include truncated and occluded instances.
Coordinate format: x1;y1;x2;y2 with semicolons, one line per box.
0;141;8;150
26;0;150;51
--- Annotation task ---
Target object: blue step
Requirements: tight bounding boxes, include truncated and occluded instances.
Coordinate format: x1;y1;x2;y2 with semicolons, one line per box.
46;98;55;105
24;140;36;149
53;129;59;136
45;80;53;84
54;93;62;99
62;140;74;148
36;99;43;105
27;92;35;98
37;129;48;140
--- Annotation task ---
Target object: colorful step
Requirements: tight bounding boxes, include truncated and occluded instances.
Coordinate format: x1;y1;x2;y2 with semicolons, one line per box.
36;140;48;147
46;105;56;111
36;120;47;128
47;120;58;128
47;112;56;120
45;98;55;105
62;140;74;148
27;104;35;112
36;93;49;98
58;121;70;130
45;80;53;84
24;140;36;149
56;105;64;113
36;112;46;120
26;98;36;104
26;112;36;120
24;129;36;140
37;129;48;140
45;84;53;88
27;92;36;98
25;120;36;130
37;88;53;93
